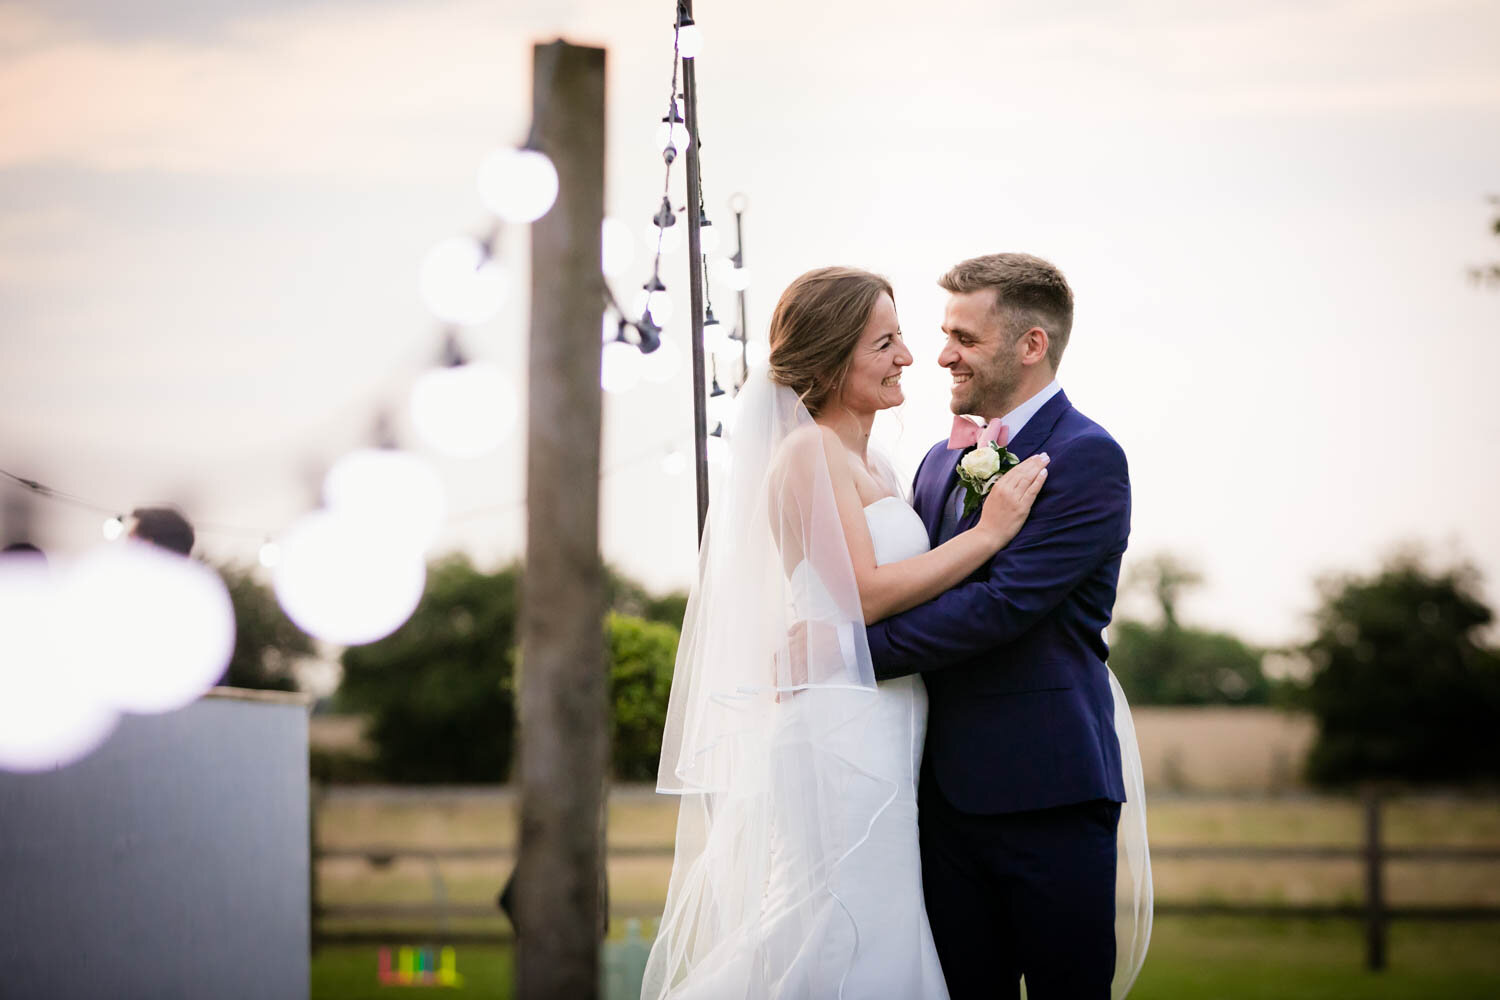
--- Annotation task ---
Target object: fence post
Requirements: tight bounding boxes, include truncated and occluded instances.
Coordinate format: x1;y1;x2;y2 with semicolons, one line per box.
1362;785;1386;971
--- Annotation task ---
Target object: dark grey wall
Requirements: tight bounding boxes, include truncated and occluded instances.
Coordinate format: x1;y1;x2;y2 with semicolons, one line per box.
0;691;309;1000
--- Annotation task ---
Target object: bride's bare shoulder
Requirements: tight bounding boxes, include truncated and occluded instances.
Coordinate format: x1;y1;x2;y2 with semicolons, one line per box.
770;424;845;480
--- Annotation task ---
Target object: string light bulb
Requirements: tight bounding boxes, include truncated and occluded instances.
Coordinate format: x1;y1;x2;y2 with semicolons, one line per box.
323;448;447;555
641;334;680;383
411;355;517;460
419;236;509;326
101;516;125;541
476;147;559;224
273;510;427;646
602;217;635;278
601;330;643;394
676;18;705;59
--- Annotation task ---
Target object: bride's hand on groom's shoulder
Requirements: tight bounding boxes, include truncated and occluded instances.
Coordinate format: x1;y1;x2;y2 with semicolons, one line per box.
976;453;1050;550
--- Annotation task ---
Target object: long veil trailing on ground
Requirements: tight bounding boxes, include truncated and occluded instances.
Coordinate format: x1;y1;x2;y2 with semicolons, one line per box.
642;367;899;999
1108;670;1153;998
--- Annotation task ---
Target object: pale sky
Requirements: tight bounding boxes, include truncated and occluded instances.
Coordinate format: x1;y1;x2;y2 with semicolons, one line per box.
1;0;1497;648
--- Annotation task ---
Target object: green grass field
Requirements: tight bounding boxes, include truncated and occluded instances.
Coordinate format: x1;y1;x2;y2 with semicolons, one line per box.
311;916;1500;999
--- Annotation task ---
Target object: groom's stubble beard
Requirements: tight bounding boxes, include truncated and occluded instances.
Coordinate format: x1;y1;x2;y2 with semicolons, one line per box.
951;336;1024;420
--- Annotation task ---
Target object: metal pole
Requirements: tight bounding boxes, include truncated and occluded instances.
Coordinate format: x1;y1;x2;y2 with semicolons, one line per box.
681;0;709;543
517;39;608;1000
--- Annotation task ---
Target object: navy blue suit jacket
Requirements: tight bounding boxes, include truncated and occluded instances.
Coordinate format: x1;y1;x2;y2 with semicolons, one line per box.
867;390;1130;815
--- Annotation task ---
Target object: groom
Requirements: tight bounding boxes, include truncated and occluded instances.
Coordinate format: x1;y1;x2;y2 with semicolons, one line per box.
865;253;1129;999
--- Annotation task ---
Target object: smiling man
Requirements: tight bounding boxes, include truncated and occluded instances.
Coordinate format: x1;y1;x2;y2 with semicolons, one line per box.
864;253;1149;999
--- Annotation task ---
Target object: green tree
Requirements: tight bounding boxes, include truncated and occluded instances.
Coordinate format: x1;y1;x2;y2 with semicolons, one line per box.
215;563;311;692
1108;553;1270;705
1303;552;1500;786
607;613;680;780
339;558;521;783
605;565;689;627
334;559;688;783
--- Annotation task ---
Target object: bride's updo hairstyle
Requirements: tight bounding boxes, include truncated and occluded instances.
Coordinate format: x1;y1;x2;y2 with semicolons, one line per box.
767;266;894;416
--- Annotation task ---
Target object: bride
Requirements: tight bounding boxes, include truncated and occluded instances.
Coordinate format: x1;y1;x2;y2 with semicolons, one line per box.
642;267;1148;999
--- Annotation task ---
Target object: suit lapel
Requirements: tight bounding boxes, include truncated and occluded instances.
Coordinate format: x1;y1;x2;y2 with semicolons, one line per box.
953;390;1073;533
916;445;962;548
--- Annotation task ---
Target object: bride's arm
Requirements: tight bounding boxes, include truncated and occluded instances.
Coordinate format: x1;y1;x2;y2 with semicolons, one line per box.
817;426;1048;624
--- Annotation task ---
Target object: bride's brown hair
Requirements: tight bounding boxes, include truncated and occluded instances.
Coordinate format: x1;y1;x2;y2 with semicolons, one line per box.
767;267;895;416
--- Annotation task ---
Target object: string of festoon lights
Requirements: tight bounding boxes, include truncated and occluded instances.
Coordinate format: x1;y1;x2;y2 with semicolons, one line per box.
598;2;759;451
0;7;743;774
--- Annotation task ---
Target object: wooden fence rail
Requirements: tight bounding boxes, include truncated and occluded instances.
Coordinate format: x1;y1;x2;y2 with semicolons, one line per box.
312;789;1500;970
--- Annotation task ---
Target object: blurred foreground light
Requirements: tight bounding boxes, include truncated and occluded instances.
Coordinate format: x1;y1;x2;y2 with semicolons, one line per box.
676;22;704;59
419;236;509;326
654;121;691;155
411;360;518;460
602;218;635;278
646;220;684;254
102;516;124;541
601;339;643;394
633;289;675;326
0;557;120;773
258;540;281;569
477;148;558;224
324;448;446;554
706;434;729;467
273;510;426;646
65;542;236;715
640;334;681;384
745;340;770;368
699;223;720;255
708;390;740;436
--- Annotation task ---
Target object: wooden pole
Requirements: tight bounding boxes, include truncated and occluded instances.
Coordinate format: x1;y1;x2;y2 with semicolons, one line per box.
1363;786;1387;971
517;39;608;1000
681;0;709;543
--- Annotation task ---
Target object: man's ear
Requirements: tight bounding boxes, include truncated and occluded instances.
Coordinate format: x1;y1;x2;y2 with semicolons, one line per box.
1019;327;1050;367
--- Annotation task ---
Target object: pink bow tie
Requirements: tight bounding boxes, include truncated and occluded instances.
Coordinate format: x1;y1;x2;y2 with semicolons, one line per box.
947;416;1008;450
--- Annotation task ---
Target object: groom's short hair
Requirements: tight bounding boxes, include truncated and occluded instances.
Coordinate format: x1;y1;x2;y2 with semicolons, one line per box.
939;254;1074;370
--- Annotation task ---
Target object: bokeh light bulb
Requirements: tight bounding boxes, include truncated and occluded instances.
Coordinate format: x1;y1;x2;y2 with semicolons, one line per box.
654;121;691;154
66;542;236;715
677;23;705;59
102;517;124;541
324;448;446;554
641;335;681;384
477;148;559;223
258;540;281;569
601;339;643;394
0;557;119;773
419;236;509;326
411;361;518;459
633;289;675;326
273;510;426;646
602;218;635;278
746;339;771;368
699;224;720;255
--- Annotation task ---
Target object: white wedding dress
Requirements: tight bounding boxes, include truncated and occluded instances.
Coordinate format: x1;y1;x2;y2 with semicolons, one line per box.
766;495;948;999
649;495;947;1000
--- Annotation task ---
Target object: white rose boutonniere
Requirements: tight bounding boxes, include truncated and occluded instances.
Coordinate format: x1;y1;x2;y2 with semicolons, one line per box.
956;442;1021;516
